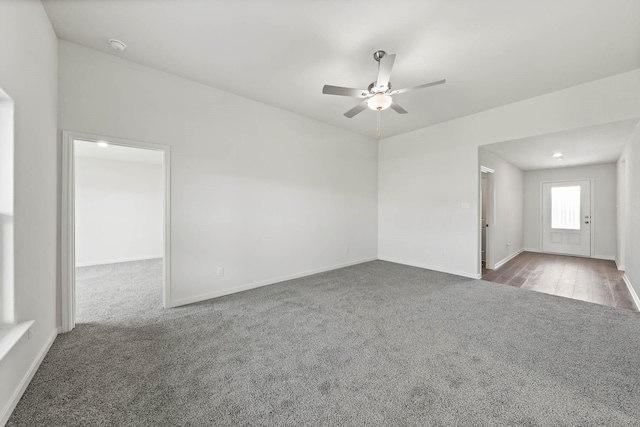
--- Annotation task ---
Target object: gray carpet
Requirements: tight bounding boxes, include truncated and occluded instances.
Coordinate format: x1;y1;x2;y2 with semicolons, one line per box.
8;259;640;426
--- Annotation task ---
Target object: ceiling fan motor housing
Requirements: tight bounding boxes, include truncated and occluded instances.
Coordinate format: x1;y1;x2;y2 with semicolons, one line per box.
368;81;391;94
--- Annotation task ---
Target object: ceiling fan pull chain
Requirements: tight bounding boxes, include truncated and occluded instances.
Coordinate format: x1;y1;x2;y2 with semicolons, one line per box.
376;109;381;139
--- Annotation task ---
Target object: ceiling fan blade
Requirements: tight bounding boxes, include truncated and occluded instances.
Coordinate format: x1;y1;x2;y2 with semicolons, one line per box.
343;100;369;118
323;85;369;98
391;79;446;95
376;54;396;88
390;101;408;114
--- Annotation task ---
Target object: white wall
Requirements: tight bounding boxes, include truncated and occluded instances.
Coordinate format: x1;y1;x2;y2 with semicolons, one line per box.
59;41;378;308
379;68;640;279
619;122;640;300
0;95;14;324
0;0;58;423
523;163;617;259
75;156;164;266
479;148;524;267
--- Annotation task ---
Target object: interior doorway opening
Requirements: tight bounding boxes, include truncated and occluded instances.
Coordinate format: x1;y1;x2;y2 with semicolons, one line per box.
61;132;171;332
479;166;495;275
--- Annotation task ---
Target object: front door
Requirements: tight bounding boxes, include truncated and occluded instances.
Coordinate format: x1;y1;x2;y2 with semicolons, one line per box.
542;180;591;257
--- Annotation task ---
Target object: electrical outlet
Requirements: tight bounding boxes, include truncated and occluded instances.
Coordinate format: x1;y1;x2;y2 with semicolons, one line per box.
217;267;224;277
426;249;430;255
344;246;349;254
461;202;470;209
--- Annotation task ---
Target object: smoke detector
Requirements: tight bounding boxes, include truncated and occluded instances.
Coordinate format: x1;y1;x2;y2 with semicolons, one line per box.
108;39;127;52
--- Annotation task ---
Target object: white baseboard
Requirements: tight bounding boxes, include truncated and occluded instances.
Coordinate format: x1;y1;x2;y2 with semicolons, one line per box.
593;254;616;261
76;255;163;268
377;257;478;280
169;257;378;308
0;328;58;426
623;274;640;311
615;259;625;272
524;248;616;263
494;249;524;270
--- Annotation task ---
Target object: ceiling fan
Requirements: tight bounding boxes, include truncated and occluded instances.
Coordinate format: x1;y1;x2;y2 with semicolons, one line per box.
322;50;445;135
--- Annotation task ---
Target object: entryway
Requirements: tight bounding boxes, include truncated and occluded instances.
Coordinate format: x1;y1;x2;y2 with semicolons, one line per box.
541;180;592;257
479;166;495;273
482;251;636;310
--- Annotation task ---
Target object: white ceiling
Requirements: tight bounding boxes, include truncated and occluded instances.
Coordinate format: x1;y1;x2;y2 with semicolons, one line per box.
75;140;164;165
481;118;639;171
43;0;640;139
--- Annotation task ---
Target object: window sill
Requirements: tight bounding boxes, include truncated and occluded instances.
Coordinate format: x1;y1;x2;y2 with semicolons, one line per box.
0;320;35;362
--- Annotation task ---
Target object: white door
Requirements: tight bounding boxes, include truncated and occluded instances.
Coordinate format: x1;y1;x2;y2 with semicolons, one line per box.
542;180;591;257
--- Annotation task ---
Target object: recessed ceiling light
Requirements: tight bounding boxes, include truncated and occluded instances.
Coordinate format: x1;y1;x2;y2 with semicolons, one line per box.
96;141;109;148
108;39;127;52
552;152;563;158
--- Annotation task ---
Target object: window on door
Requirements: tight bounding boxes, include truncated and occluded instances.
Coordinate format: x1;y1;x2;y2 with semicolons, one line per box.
551;186;581;230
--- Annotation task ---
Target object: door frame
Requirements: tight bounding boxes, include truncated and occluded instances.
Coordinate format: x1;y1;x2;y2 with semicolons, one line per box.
539;178;594;257
479;166;496;274
617;157;626;270
61;130;171;333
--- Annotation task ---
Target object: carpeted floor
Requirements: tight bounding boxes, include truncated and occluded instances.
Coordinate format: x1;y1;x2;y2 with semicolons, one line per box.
8;259;640;426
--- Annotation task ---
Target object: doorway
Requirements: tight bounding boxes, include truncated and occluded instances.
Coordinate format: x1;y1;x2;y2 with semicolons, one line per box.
479;166;495;274
481;173;488;266
61;131;171;332
618;159;626;270
541;180;592;257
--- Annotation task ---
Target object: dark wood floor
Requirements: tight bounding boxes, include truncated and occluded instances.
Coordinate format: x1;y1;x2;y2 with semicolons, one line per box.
482;251;637;311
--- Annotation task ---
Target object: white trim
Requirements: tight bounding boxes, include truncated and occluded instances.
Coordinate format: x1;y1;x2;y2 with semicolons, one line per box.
0;321;34;362
622;274;639;311
524;248;615;262
76;255;163;268
480;166;495;173
377;257;478;280
615;258;625;271
169;258;377;308
61;134;75;333
479;165;496;275
61;131;171;333
592;254;616;261
0;328;57;426
494;249;524;270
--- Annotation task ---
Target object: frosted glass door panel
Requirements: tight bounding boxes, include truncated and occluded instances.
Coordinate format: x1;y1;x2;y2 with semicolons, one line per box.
551;186;580;230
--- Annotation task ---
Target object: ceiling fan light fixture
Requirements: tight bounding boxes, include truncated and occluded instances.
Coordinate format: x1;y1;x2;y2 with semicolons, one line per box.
367;93;392;111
